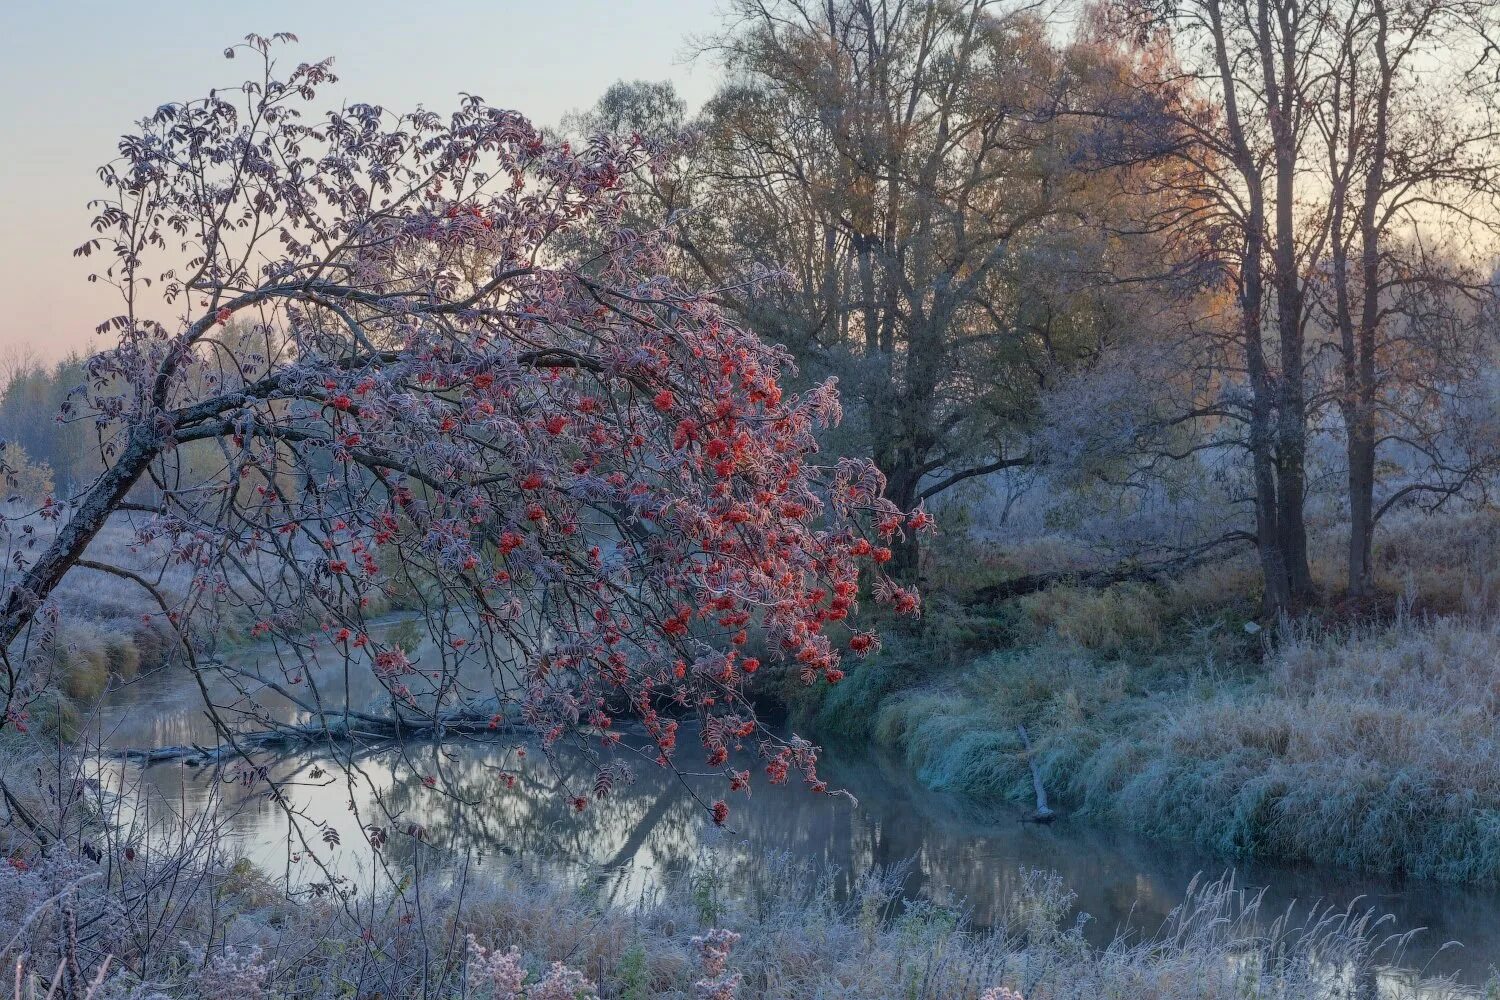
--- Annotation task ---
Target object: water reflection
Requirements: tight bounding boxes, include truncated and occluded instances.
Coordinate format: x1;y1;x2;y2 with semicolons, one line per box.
86;635;1500;991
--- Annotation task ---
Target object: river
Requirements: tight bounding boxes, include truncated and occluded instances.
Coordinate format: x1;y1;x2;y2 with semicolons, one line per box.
82;622;1500;993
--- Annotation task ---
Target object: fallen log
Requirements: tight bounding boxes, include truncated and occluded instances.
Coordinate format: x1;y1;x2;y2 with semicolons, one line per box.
105;710;532;766
975;564;1171;603
972;535;1254;605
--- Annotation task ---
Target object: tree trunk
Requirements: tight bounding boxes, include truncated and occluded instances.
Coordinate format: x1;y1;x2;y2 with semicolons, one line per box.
878;449;923;582
0;427;161;648
1274;438;1313;603
1205;0;1302;615
1241;192;1294;614
1346;430;1376;597
106;710;536;766
1346;0;1391;600
1017;724;1056;823
1262;0;1314;605
1271;163;1314;604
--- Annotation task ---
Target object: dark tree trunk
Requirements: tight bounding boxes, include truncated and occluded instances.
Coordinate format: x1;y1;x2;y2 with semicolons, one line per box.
1259;0;1314;607
1347;0;1391;599
876;444;923;582
1271;137;1313;603
1205;0;1304;615
1346;430;1376;596
1241;188;1294;613
1333;222;1378;600
1329;0;1390;601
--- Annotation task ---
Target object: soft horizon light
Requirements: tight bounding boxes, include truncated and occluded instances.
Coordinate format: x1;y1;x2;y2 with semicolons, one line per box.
0;0;723;363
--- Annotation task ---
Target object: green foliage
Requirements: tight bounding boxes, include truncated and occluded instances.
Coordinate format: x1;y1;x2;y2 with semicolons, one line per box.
801;655;909;742
690;867;725;926
614;944;650;1000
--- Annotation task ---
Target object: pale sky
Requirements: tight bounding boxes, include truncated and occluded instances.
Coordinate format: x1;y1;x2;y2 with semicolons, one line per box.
0;0;724;363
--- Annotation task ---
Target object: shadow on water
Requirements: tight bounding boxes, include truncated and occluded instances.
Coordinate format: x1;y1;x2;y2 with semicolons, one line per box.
87;636;1500;991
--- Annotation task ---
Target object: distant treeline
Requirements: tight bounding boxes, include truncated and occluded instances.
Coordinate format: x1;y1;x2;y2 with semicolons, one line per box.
0;352;102;500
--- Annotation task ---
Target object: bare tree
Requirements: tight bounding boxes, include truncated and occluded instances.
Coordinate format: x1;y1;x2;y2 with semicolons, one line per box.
1314;0;1500;596
1105;0;1344;610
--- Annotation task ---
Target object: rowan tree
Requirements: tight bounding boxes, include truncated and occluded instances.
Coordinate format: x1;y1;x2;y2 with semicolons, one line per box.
0;35;922;826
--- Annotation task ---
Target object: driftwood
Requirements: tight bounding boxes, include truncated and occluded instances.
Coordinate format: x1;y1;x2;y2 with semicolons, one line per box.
106;711;530;767
1017;724;1056;824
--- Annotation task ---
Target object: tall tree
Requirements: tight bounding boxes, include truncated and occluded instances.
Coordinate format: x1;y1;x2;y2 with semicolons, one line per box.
610;0;1187;577
1315;0;1500;596
1112;0;1500;606
1106;0;1339;609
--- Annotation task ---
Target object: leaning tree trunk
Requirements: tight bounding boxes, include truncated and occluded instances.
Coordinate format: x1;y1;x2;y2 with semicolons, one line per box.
0;426;161;648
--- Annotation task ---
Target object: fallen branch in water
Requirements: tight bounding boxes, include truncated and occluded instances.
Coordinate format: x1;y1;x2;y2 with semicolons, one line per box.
1017;724;1056;824
104;710;533;766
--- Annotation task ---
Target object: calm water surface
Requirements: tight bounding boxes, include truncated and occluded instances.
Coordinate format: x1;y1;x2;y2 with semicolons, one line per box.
84;624;1500;993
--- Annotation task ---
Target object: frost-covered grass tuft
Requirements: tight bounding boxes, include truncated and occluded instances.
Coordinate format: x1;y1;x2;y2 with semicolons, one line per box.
1084;616;1500;881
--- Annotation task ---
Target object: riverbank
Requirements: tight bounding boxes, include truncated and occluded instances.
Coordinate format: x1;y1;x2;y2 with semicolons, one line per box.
786;510;1500;885
1;836;1481;999
5;595;1498;997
